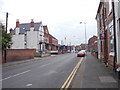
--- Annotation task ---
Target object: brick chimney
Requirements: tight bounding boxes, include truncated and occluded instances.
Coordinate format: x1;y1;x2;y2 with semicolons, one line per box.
30;19;34;31
15;19;20;35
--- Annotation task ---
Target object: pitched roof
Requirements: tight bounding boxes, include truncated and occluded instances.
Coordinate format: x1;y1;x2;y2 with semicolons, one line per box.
11;22;42;34
49;34;58;40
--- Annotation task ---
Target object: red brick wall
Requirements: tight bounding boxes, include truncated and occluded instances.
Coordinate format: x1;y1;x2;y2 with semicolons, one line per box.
49;35;52;44
108;55;114;70
5;49;36;63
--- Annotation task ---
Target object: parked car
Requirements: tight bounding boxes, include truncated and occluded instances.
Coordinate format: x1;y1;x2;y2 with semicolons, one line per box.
75;50;79;53
77;51;85;57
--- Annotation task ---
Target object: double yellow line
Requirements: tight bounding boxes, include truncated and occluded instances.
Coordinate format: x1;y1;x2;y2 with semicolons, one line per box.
60;57;84;89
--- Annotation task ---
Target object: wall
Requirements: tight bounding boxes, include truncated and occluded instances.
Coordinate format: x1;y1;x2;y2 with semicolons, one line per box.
118;2;120;18
11;34;25;49
116;2;120;66
96;14;101;59
117;19;120;64
26;30;38;51
4;49;36;63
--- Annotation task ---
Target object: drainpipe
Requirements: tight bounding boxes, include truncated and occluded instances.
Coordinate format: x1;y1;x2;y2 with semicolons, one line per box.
112;1;117;71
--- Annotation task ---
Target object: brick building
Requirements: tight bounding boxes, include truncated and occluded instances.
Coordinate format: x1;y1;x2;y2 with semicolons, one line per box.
49;34;58;51
43;25;50;51
80;44;87;50
43;25;58;53
96;0;120;71
88;35;98;57
75;45;81;51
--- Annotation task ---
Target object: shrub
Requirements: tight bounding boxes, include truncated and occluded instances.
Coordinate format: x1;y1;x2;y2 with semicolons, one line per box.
34;53;42;57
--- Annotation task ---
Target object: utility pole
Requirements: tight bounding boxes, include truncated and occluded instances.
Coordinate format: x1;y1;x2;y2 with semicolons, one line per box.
6;12;8;32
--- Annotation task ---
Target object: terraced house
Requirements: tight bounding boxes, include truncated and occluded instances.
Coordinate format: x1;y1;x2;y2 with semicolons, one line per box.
96;0;120;73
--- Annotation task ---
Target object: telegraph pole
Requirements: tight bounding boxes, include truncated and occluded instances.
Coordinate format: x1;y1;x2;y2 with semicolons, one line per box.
6;12;8;32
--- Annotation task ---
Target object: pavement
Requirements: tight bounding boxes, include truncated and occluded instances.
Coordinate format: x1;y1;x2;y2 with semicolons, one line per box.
71;52;120;89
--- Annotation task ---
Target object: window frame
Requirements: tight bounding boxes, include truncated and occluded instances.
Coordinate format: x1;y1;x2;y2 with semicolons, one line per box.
109;20;114;53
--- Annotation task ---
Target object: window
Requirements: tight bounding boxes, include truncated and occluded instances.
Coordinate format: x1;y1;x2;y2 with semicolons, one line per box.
109;20;114;52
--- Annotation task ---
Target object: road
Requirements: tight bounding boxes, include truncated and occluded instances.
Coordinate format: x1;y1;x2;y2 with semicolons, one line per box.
2;53;83;88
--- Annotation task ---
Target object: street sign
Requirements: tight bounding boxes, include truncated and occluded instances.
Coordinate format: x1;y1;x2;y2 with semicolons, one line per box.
100;32;104;40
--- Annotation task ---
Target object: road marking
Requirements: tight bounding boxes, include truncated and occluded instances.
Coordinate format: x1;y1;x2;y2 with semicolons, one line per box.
38;63;51;68
60;57;84;89
65;58;82;88
60;60;79;89
0;70;31;81
26;84;32;87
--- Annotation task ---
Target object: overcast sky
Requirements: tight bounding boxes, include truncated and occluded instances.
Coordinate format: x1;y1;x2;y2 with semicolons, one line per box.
0;0;100;45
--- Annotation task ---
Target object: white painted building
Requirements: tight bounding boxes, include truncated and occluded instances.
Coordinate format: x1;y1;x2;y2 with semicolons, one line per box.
114;1;120;70
11;19;44;52
11;34;25;49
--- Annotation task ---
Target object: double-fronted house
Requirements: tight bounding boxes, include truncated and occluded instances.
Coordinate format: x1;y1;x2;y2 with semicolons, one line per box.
10;19;45;52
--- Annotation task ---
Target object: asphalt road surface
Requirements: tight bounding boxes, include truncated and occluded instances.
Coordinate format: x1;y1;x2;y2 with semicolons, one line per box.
2;53;82;88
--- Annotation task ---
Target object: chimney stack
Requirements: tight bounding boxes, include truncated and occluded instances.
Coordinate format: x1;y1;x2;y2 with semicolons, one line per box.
15;19;20;34
16;19;19;28
30;19;34;27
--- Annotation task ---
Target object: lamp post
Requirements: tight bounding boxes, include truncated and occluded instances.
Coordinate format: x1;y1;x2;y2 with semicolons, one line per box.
80;22;87;50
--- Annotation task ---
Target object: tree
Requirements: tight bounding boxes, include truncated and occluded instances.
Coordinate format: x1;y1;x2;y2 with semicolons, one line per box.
0;23;12;51
2;30;12;50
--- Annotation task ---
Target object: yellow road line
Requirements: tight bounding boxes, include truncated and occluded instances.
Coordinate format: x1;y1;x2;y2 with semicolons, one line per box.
65;58;83;89
60;61;79;89
60;57;84;89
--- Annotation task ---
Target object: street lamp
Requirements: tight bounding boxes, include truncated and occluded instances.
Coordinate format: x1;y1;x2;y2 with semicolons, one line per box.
79;22;87;50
